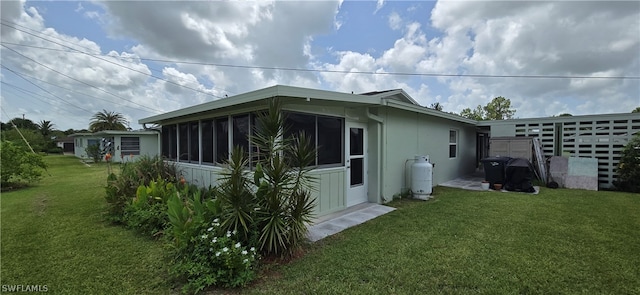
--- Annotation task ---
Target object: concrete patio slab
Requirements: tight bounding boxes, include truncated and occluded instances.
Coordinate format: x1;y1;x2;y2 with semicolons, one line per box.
307;203;396;242
440;172;540;194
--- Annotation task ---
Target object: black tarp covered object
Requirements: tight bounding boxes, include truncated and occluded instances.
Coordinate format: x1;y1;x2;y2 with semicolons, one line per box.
504;158;536;193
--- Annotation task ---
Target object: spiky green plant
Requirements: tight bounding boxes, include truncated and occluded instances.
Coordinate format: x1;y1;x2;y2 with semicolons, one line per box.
216;98;317;257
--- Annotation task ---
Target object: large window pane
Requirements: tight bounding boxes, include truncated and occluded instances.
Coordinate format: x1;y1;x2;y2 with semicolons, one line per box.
189;121;200;163
169;125;177;160
201;120;214;164
161;125;172;159
317;116;343;165
349;128;363;156
178;123;189;162
285;113;316;143
350;158;364;186
233;114;250;157
216;117;229;163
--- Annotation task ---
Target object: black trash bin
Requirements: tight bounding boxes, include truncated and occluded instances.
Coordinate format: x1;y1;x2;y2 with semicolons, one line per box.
481;157;511;189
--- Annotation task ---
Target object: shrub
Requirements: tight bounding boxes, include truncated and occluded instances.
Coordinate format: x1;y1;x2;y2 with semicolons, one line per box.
169;220;258;293
105;155;178;223
614;134;640;192
85;144;102;163
167;187;257;293
46;147;63;154
125;178;177;236
0;140;47;187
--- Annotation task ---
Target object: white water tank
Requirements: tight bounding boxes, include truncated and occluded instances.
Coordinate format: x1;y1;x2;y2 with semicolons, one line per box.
411;155;433;200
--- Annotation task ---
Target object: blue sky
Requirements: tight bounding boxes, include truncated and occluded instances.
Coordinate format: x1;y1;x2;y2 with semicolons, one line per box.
1;0;639;130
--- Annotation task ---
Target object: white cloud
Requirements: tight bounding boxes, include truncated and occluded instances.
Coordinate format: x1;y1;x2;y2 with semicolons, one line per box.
374;0;385;14
426;1;640;116
388;11;402;30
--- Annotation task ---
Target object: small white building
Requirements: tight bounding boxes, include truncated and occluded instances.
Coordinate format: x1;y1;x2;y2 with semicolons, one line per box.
70;130;160;163
139;85;477;217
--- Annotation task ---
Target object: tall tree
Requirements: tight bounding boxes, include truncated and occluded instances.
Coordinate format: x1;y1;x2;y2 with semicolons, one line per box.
632;107;640;113
37;120;55;138
484;96;515;120
89;110;128;132
558;113;573;117
7;117;38;130
459;96;516;120
460;105;486;120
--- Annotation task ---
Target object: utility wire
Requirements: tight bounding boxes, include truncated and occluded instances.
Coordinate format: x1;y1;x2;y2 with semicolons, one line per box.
4;40;639;81
1;107;37;154
2;20;638;81
1;72;158;114
0;22;229;97
1;44;163;113
2;19;233;96
1;64;95;114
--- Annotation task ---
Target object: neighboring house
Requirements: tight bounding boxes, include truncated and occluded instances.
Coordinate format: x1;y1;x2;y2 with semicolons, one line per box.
55;137;75;153
477;113;640;189
69;130;160;163
139;85;477;217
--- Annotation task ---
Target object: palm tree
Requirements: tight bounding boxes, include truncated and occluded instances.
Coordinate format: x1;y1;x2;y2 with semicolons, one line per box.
89;110;128;132
37;120;55;138
429;102;443;111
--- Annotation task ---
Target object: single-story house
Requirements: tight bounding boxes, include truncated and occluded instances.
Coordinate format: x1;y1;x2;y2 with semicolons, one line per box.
139;85;640;216
69;130;160;163
139;85;478;217
55;137;75;153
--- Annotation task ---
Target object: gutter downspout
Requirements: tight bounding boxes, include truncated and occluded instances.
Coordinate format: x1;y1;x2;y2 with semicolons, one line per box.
366;106;385;203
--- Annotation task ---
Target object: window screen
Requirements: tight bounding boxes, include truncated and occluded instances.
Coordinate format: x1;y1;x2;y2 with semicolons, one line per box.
189;121;199;163
178;123;189;162
215;117;229;163
317;116;343;165
201;120;214;164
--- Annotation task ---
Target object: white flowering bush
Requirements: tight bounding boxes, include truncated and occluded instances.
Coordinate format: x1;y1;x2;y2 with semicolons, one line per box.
169;217;258;293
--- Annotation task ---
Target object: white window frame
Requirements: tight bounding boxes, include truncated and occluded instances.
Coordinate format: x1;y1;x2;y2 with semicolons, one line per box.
449;129;458;158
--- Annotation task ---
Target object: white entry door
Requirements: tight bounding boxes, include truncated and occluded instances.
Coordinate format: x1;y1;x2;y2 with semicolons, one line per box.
346;122;367;207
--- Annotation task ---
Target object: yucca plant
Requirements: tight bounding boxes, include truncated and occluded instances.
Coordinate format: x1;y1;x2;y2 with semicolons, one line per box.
216;98;317;257
251;99;317;256
215;146;256;242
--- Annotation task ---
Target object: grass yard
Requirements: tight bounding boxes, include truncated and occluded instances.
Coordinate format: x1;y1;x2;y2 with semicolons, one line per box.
1;155;169;294
246;187;640;294
2;155;639;294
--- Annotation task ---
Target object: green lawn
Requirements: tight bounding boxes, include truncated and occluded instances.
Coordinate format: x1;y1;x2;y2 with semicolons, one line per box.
1;155;169;294
2;155;639;294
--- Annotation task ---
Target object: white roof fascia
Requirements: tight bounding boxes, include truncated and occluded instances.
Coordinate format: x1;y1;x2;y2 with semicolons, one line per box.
94;130;159;136
384;99;477;125
139;85;381;124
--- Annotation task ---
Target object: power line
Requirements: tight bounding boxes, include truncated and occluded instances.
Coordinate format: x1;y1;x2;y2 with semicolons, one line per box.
1;71;158;114
1;21;637;81
1;44;163;113
1;64;95;114
0;22;229;97
0;82;89;126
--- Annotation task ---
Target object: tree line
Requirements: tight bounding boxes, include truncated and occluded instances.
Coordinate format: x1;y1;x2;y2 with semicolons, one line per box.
429;97;640;120
0;110;130;154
